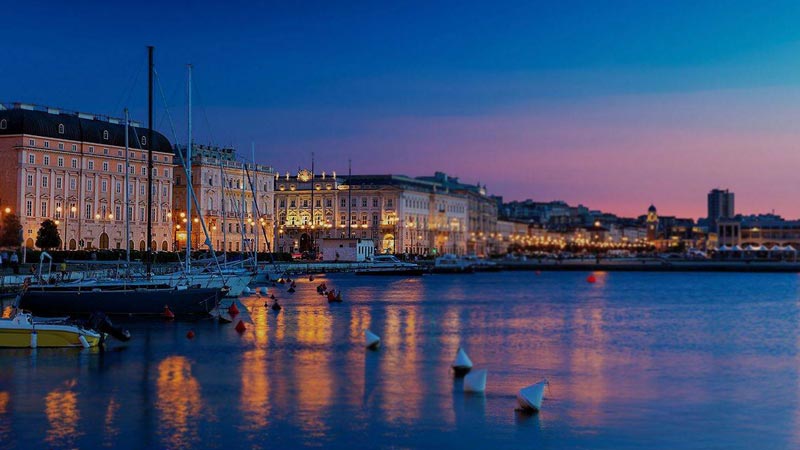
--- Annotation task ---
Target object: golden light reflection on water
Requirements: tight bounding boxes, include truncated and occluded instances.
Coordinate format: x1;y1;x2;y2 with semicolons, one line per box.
240;348;270;433
45;379;81;447
380;306;423;425
296;308;332;345
103;396;120;446
156;356;205;450
0;391;9;440
293;348;333;438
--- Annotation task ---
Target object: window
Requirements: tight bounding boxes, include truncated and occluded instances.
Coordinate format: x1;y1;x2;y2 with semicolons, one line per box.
387;199;393;208
279;199;285;207
140;185;145;195
71;144;77;151
70;177;76;190
302;199;308;208
139;207;145;222
117;164;122;173
88;146;94;153
84;204;93;219
41;175;48;188
152;168;157;177
326;199;332;207
88;161;94;170
44;141;50;148
40;201;48;217
115;205;121;220
56;177;62;189
29;139;35;146
117;150;122;157
103;130;109;140
69;203;76;218
141;136;147;146
101;180;107;192
373;198;378;207
43;155;50;165
87;179;93;192
71;158;77;169
129;166;134;174
362;198;367;207
141;167;146;175
55;202;62;218
0;119;6;130
28;154;35;164
26;174;33;187
373;213;379;226
58;142;64;150
164;168;169;177
102;162;108;171
340;198;346;208
57;157;63;167
340;214;346;226
58;123;65;134
290;200;296;208
162;186;167;196
103;148;108;155
116;182;121;194
25;200;32;217
315;199;321;208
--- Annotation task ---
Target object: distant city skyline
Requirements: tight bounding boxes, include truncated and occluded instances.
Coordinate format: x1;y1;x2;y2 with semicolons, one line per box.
6;2;800;219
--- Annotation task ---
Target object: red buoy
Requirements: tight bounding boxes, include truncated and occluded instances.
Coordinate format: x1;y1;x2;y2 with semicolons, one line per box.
186;330;195;339
162;305;175;320
587;274;597;283
535;270;541;275
235;320;247;333
228;303;239;315
309;275;314;281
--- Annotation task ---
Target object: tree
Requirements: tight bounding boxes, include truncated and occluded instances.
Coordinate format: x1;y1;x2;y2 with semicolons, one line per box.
35;219;61;250
0;214;22;248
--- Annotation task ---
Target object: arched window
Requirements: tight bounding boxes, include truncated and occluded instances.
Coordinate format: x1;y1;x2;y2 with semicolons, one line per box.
0;119;6;130
141;136;147;146
103;130;109;140
58;123;65;134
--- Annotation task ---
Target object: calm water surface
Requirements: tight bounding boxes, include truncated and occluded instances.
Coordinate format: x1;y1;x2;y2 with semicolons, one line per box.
1;272;800;449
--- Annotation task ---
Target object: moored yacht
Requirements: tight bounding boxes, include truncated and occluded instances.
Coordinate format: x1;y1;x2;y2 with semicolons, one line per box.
355;255;426;276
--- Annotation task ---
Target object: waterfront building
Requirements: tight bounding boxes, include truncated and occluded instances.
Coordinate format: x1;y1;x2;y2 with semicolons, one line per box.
416;172;497;256
645;204;659;242
708;188;734;232
172;144;275;253
273;171;469;257
0;103;175;251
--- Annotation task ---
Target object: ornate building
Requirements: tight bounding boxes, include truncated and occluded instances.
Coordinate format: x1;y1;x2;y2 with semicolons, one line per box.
273;169;341;254
173;144;275;253
0;103;175;251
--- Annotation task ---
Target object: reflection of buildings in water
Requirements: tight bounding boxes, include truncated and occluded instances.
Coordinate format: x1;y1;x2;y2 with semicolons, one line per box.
240;348;270;433
293;348;333;440
0;391;9;442
349;307;372;341
156;356;205;450
103;396;120;445
380;307;423;424
296;308;332;345
568;305;610;426
45;379;81;447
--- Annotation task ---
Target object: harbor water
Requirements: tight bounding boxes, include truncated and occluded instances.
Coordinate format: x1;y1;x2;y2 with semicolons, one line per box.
1;271;799;449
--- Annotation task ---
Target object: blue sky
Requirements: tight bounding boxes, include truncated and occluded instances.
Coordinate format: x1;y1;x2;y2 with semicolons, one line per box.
5;1;800;217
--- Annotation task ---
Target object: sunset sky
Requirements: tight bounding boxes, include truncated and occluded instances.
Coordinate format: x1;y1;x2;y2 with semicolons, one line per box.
5;1;800;218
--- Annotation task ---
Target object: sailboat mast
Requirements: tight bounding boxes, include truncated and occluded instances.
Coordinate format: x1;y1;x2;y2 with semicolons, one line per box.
311;152;315;253
252;142;257;256
240;161;245;257
146;45;154;277
347;158;352;238
186;64;193;272
220;155;226;260
124;108;131;266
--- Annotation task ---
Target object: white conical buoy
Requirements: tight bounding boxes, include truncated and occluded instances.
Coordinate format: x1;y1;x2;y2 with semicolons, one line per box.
452;347;473;376
463;369;487;393
365;329;381;350
259;287;268;295
243;286;252;295
517;379;548;412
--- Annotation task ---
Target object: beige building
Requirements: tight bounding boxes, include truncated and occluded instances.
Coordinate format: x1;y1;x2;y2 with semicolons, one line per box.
0;103;175;251
273;172;469;257
173;144;275;253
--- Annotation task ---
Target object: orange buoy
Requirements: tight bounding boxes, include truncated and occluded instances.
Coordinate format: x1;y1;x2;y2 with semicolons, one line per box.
587;274;597;283
162;305;175;320
228;303;240;315
327;291;336;301
235;320;247;333
186;330;195;339
535;270;541;275
309;275;314;281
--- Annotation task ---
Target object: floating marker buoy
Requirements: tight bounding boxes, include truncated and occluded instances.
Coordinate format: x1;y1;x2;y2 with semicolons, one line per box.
243;286;252;295
327;291;336;302
335;291;342;302
271;302;282;312
162;305;175;320
452;347;473;377
186;330;195;339
517;380;548;412
309;275;314;281
287;287;295;293
235;320;247;333
228;303;240;315
259;287;268;296
365;329;381;350
463;369;487;393
587;274;597;283
535;270;541;276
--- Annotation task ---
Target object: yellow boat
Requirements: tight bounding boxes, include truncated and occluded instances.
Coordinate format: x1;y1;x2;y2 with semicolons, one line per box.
0;310;101;348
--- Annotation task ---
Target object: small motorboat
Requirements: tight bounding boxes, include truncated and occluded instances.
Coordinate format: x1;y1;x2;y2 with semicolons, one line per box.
452;347;473;376
0;310;101;348
463;369;487;393
365;329;381;350
517;380;548;412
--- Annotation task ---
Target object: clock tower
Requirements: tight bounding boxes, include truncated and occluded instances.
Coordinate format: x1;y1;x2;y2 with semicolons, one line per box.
646;204;658;242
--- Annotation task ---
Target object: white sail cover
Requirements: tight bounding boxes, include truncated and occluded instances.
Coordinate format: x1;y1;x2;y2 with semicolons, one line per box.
718;245;731;251
517;380;547;412
365;329;381;349
463;369;487;393
784;245;797;253
731;245;744;251
452;347;473;370
770;245;784;252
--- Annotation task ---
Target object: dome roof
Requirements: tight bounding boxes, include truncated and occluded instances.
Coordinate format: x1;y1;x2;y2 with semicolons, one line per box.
648;204;657;213
0;105;173;153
